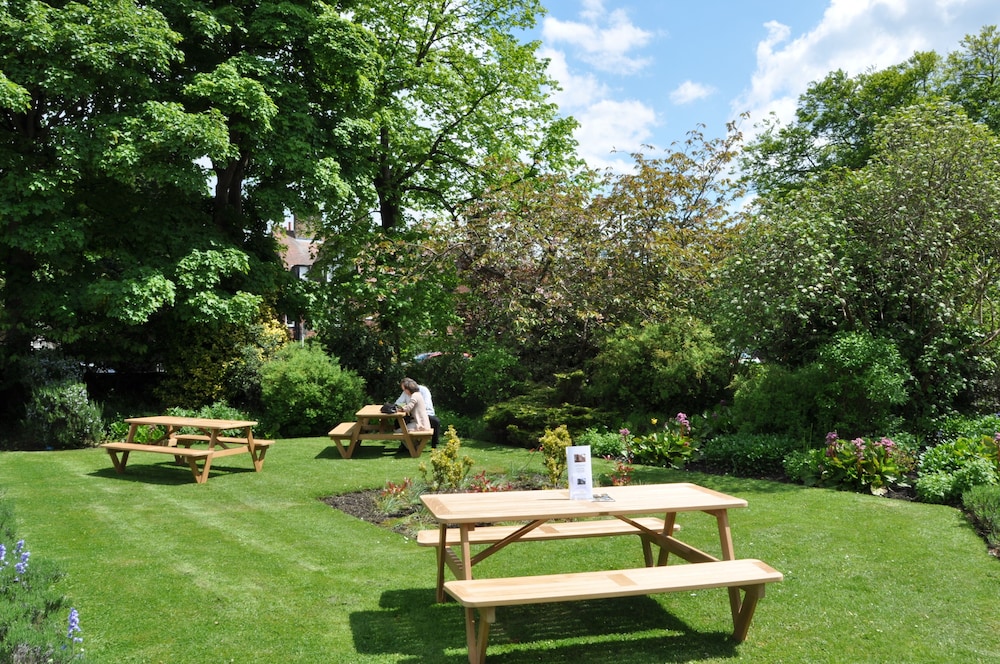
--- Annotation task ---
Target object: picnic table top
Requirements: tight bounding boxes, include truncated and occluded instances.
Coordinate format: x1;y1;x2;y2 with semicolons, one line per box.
125;415;259;430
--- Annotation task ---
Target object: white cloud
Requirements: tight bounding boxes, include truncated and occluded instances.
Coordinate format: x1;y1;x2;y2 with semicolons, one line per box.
540;47;608;109
573;99;658;171
670;81;716;105
536;3;659;173
542;2;653;74
734;0;999;137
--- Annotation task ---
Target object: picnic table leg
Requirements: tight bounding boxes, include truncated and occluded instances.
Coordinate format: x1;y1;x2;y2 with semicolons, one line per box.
435;525;449;603
656;512;678;566
709;508;743;625
106;449;130;473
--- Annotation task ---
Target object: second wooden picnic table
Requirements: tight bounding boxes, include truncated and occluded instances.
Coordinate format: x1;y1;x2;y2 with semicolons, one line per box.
327;404;434;458
99;415;274;483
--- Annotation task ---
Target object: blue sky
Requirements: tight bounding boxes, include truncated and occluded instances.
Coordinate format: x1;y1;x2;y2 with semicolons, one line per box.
528;0;1000;172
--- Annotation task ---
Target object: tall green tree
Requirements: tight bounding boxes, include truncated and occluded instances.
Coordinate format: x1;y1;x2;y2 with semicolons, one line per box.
0;0;383;419
941;24;1000;132
741;52;940;197
0;0;229;369
344;0;578;231
720;102;1000;421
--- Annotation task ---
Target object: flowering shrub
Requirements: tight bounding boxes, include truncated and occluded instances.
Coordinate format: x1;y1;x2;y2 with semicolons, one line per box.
630;414;696;469
817;432;915;495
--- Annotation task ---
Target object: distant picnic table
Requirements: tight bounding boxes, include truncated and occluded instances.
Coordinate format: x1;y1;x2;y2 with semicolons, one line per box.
99;416;274;483
327;404;433;458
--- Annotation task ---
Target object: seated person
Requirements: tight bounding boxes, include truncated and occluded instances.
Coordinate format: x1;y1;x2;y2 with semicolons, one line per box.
398;378;430;433
396;378;441;447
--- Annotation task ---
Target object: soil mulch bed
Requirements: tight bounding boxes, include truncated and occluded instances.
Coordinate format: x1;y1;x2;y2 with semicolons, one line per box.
322;489;397;526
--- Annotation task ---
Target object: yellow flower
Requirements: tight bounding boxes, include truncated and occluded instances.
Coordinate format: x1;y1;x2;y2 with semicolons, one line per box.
651;418;658;425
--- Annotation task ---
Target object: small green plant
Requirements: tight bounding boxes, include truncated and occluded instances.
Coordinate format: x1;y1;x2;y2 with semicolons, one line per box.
374;478;416;515
260;342;366;437
418;426;474;492
699;433;802;477
23;382;104;450
916;434;1000;504
574;427;625;458
630;414;696;469
538;424;572;487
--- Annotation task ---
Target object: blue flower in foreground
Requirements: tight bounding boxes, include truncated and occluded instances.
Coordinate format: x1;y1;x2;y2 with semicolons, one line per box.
67;607;83;644
15;549;30;576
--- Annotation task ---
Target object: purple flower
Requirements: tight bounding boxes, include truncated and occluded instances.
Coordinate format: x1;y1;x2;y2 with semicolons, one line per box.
825;431;839;445
15;550;29;576
851;438;865;459
675;413;691;433
67;608;83;644
619;428;630;437
875;437;895;451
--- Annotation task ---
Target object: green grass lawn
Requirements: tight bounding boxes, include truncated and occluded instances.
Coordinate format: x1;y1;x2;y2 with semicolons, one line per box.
1;436;999;663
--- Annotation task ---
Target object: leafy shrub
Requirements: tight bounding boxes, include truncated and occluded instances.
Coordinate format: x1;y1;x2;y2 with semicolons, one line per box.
730;363;823;439
916;436;1000;504
813;332;910;437
699;433;802;477
963;484;1000;550
783;449;823;486
630;414;696;469
932;413;1000;443
0;498;83;662
731;333;910;440
914;471;955;505
23;383;104;450
584;319;730;415
14;351;103;450
483;385;610;447
690;400;737;440
574;427;626;458
260;343;366;437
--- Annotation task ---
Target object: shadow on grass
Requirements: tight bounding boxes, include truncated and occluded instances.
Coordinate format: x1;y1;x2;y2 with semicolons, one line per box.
89;461;256;485
351;588;739;663
315;444;417;460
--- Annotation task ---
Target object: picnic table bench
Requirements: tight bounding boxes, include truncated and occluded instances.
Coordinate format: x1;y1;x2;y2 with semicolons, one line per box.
416;516;679;580
446;558;783;663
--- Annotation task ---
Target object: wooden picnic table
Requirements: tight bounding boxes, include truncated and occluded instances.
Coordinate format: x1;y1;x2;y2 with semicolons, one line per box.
99;416;274;484
420;482;782;663
327;405;433;458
